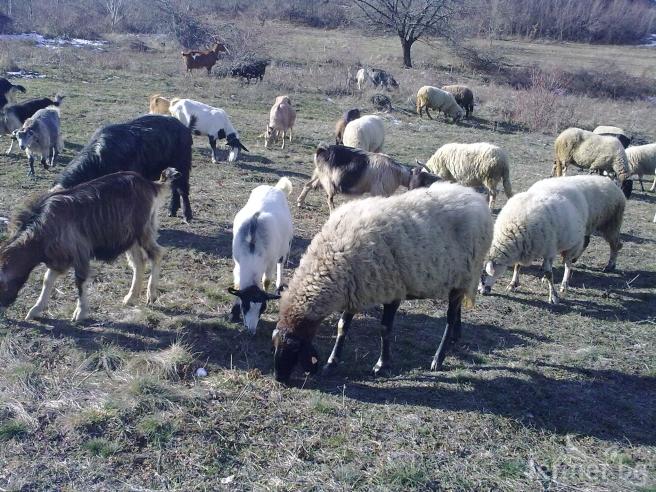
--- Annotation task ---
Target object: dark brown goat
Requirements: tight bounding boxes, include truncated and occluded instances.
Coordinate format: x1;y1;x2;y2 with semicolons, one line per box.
181;43;229;75
0;169;178;322
334;108;361;145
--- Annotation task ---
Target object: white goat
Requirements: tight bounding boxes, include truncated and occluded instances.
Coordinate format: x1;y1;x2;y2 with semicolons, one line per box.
228;177;294;334
264;95;296;150
168;98;248;163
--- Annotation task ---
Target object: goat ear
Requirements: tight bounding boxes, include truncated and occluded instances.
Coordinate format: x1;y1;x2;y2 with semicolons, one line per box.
299;343;320;375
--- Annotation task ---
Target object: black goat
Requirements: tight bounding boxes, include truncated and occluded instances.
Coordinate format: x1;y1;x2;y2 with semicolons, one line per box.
0;77;26;110
54;115;194;223
231;60;269;83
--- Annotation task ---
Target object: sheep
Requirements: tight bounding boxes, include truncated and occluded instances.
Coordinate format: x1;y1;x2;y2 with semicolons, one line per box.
552;127;632;198
272;181;493;382
0;169;178;322
14;106;63;177
625;143;656;192
168;98;248;163
593;126;631;148
264;96;296;150
416;86;465;122
1;94;64;154
230;59;269;83
342;114;384;153
0;78;26;110
149;94;171;115
441;84;474;118
417;142;513;209
181;42;229;75
228;177;294;334
355;68;371;91
54;114;194;223
297;144;412;212
479;175;626;305
334;108;360;145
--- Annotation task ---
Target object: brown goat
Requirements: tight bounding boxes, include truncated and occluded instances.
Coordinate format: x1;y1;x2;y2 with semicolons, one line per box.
0;169;178;322
149;94;172;114
181;43;229;75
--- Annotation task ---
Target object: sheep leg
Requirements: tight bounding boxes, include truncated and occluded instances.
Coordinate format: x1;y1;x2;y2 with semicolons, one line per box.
487;189;497;210
327;192;335;212
541;258;559;305
123;244;145;305
288;128;292;143
297;177;319;207
50;147;58;167
71;267;91;322
5;138;15;154
26;268;63;320
324;311;355;372
373;300;400;376
27;156;35;177
639;175;645;192
208;136;218;163
425;107;433;120
560;260;573;294
650;175;656;192
275;258;284;290
41;155;48;170
506;264;521;291
280;131;286;150
431;289;464;371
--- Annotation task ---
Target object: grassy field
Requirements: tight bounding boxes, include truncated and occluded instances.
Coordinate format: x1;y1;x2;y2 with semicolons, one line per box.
0;21;655;491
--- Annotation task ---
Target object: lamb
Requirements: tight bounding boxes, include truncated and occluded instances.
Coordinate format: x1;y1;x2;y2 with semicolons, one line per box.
54;114;194;223
297;144;412;212
148;94;171;115
479;175;626;305
441;84;474;118
228;177;294;334
334;108;360;145
342;114;384;153
181;42;229;75
14;106;63;177
0;78;26;110
593;126;631;148
168;98;248;163
1;94;64;153
552;127;632;198
416;142;513;209
625;143;656;192
264;96;296;150
0;169;178;322
416;86;465;122
272;182;493;382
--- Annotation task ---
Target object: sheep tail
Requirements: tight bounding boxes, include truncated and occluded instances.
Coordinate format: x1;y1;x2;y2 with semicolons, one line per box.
275;176;293;196
502;168;513;198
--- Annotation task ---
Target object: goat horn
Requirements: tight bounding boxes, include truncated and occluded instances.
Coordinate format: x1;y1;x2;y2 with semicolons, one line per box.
415;159;430;171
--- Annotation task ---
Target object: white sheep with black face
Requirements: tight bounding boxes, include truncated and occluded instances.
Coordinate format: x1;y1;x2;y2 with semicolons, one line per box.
228;177;294;334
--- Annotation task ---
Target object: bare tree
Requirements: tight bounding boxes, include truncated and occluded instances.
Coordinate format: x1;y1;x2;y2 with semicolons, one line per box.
103;0;127;31
353;0;459;68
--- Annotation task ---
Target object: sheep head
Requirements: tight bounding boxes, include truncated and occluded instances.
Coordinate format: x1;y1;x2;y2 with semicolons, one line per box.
272;328;320;383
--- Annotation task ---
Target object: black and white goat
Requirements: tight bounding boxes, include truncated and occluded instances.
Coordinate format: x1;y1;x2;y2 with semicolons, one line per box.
0;170;177;322
54;114;194;223
1;94;63;153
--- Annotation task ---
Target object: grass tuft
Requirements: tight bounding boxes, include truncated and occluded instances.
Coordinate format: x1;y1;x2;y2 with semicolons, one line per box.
128;341;195;380
82;438;121;458
0;419;29;441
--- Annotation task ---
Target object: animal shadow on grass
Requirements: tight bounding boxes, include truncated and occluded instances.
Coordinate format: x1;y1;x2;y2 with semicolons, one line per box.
63;140;84;152
620;231;656;245
158;227;231;257
628;188;656;204
236;160;311;180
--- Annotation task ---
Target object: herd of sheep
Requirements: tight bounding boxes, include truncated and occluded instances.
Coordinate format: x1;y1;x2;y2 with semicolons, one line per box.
0;68;655;384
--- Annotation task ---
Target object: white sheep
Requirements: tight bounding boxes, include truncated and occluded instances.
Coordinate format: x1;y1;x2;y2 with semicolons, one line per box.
626;143;656;192
419;142;513;209
272;181;493;382
168;98;248;163
416;86;465;122
593;126;631;148
14;106;63;177
355;68;371;91
553;127;631;197
342;114;384;153
264;95;296;150
228;177;294;334
479;175;625;305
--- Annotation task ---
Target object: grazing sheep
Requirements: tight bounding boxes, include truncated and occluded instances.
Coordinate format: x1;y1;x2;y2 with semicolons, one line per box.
553;127;632;198
181;42;229;75
0;78;26;110
479;175;625;304
593;126;631;148
416;86;465;122
54;115;193;223
1;94;64;154
626;143;656;192
264;96;296;150
441;84;474;117
149;94;171;114
335;108;361;145
417;142;513;209
231;59;269;83
228;177;294;334
0;169;178;321
297;144;411;211
168;98;248;163
15;106;63;177
342;114;384;153
272;182;493;382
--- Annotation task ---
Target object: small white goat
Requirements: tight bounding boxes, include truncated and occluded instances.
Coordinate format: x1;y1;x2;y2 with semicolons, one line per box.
228;177;294;333
264;95;296;149
15;106;63;177
168;98;248;163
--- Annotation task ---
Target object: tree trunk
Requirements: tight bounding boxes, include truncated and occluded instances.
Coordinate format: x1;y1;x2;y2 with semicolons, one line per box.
401;38;413;68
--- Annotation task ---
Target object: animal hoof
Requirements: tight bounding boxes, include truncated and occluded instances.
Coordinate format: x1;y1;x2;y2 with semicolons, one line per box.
549;296;560;306
123;295;137;306
602;264;615;273
25;309;42;320
559;285;568;294
372;362;391;377
146;293;157;305
430;359;444;372
322;361;338;376
506;283;519;292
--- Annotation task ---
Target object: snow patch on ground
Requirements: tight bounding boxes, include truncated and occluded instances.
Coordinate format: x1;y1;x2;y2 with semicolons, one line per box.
0;32;106;50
